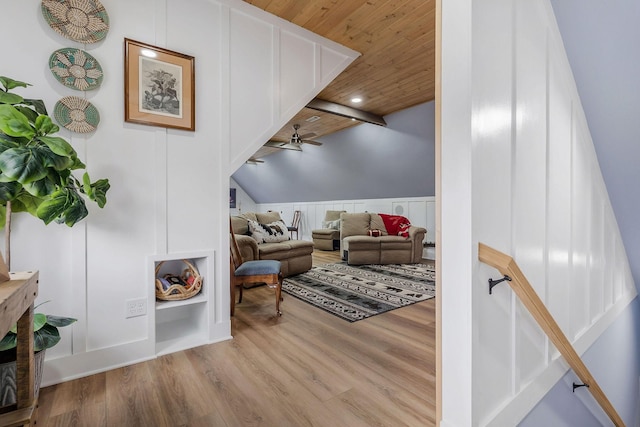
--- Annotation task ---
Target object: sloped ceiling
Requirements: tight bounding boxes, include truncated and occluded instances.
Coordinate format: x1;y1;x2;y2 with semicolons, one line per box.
550;0;640;284
233;101;436;203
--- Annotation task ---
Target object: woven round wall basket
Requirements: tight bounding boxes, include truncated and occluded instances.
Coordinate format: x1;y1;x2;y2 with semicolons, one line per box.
155;259;203;301
53;96;100;133
41;0;110;44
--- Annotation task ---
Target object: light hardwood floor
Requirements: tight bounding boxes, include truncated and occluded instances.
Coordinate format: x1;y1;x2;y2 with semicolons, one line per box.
36;249;436;426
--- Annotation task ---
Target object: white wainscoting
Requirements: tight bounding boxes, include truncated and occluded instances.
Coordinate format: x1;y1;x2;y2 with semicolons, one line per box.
257;196;436;244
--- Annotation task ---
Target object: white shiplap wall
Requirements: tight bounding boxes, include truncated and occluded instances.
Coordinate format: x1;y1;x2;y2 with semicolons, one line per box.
258;196;436;243
440;0;636;426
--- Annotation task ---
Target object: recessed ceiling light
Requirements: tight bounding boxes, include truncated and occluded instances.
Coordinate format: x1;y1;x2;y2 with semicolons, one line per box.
306;115;321;122
351;97;362;103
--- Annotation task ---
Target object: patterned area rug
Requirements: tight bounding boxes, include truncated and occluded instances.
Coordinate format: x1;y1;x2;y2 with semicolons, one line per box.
282;262;436;322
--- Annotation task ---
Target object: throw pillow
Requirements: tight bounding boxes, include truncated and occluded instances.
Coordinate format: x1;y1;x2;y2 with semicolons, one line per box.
322;219;341;230
248;220;290;243
397;222;411;238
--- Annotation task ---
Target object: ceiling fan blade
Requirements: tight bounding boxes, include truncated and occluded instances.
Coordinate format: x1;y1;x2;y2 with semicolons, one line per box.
264;140;287;148
299;132;317;139
302;139;323;146
264;140;302;151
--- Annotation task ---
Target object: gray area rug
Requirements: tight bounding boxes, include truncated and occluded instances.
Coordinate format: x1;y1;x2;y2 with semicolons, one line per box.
283;262;436;322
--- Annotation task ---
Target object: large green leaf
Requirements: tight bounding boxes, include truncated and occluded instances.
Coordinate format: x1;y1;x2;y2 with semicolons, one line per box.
0;133;27;147
33;313;47;332
0;181;21;200
11;193;42;216
0;333;16;351
36;188;88;226
34;188;69;224
60;193;89;226
22;177;56;197
87;177;110;208
0;104;35;138
69;157;85;170
35;115;59;136
0;76;30;91
36;145;73;171
34;323;60;352
45;315;76;328
23;98;47;116
14;106;38;124
37;135;76;158
0;92;23;105
0;146;48;184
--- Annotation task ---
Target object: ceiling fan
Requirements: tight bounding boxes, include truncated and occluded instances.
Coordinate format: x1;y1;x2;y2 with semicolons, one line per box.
264;124;323;151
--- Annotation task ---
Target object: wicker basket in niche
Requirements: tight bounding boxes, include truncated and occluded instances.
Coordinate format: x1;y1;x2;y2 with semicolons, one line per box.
155;259;203;301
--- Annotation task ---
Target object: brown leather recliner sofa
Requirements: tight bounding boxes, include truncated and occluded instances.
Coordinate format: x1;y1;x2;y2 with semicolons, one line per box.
340;212;427;265
230;211;314;278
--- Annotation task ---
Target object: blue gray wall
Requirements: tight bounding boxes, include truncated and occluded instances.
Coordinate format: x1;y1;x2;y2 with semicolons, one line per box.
232;101;436;202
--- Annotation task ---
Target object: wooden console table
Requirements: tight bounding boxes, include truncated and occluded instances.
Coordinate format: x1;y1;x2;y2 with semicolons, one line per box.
0;271;39;427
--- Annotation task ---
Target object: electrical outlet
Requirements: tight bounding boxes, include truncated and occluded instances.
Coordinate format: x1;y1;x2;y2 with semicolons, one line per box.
125;298;147;318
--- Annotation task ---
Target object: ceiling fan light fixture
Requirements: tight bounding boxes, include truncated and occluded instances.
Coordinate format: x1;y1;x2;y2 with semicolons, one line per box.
289;135;301;144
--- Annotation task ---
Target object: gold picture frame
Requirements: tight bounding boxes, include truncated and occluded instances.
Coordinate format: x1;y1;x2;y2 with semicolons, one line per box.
124;38;195;131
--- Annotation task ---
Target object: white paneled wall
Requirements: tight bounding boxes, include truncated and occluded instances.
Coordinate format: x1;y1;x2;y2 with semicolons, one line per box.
258;196;436;244
227;2;358;173
2;0;357;387
441;0;636;426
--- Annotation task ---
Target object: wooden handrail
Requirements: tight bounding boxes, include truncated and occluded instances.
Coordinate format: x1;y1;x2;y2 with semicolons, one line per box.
478;243;625;427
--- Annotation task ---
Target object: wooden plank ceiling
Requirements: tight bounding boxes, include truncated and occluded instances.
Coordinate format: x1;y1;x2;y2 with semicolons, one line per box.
244;0;436;160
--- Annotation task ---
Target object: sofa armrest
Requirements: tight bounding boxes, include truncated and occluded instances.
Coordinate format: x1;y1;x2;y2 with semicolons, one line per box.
408;226;427;263
235;234;259;261
408;226;427;241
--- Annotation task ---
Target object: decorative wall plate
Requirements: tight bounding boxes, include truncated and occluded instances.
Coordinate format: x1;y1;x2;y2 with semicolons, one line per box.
54;96;100;133
49;48;104;91
41;0;110;44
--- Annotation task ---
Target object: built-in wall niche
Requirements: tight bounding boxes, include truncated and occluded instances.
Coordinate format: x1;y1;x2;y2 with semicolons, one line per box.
148;251;214;356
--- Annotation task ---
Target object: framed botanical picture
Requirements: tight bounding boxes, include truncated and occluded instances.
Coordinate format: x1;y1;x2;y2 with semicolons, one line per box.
124;38;195;131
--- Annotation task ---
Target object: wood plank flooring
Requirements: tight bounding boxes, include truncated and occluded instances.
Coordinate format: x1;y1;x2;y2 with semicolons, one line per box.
36;249;436;426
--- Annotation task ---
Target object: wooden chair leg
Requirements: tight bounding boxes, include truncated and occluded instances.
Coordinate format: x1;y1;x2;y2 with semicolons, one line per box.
230;282;236;316
275;272;283;316
238;285;243;303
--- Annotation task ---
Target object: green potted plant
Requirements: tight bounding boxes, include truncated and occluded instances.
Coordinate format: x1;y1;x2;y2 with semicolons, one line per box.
0;75;108;403
0;302;76;405
0;75;110;269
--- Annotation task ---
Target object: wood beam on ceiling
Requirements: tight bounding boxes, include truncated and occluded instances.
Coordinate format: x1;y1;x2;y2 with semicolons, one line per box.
306;99;387;127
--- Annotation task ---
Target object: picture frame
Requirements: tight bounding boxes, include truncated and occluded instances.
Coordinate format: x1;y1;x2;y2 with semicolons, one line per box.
230;188;236;209
124;38;195;131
